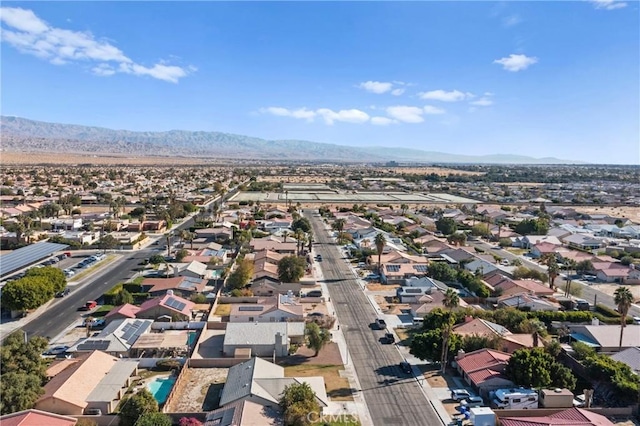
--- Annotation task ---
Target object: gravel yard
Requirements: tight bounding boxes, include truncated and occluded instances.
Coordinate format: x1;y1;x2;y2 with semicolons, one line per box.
165;367;228;413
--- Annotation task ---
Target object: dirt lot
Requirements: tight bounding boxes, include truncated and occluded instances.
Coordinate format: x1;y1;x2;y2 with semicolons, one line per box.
283;364;354;401
592;283;640;301
165;367;228;412
574;206;640;225
366;283;399;292
1;151;229;166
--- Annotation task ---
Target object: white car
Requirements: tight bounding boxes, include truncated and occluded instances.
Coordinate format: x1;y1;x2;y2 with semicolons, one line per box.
633;316;640;325
451;389;472;401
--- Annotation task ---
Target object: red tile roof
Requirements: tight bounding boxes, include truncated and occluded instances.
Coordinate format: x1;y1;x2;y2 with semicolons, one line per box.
105;303;140;319
501;407;614;426
0;409;77;426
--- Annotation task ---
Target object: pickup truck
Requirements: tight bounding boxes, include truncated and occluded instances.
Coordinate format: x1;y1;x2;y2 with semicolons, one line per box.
381;333;395;344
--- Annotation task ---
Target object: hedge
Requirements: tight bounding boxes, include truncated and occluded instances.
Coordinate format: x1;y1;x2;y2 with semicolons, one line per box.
123;283;143;293
103;283;124;305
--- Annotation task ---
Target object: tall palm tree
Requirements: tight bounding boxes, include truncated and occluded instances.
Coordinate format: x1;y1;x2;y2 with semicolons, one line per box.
614;286;633;351
374;233;386;273
441;288;460;373
542;253;559;289
307;230;314;252
282;230;290;243
294;229;304;256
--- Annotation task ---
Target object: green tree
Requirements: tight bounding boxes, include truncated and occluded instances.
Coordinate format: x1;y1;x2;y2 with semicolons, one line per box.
149;254;165;264
440;288;460;373
25;266;66;293
0;372;44;415
447;232;467;246
506;348;575;390
175;248;189;262
119;389;159;426
541;254;559;289
305;322;331;356
620;256;634;266
614;286;633;351
277;256;307;283
135;412;172;426
427;262;458;282
98;234;119;252
114;289;134;306
227;259;254;290
1;332;49;379
436;217;457;235
410;327;461;364
576;260;594;275
291;217;311;233
471;224;491;237
279;382;320;426
374;233;386;273
0;277;53;312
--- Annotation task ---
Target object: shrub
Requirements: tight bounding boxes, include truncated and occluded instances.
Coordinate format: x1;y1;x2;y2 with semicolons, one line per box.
155;359;181;371
103;283;124;305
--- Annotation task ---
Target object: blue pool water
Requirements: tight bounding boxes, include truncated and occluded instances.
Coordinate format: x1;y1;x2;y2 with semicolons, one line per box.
187;331;197;347
146;377;176;405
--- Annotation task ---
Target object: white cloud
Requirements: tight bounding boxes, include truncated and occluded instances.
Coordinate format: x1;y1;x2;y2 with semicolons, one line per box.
317;108;370;125
590;0;627;9
260;107;316;121
470;98;494;106
386;106;424;123
391;88;405;96
358;81;393;94
423;105;445;115
502;14;522;27
418;89;472;102
260;106;368;125
371;116;396;126
0;6;193;83
493;54;538;72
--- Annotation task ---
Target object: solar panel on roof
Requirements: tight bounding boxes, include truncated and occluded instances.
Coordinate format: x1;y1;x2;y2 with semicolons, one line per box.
405;288;422;294
414;265;429;272
0;242;69;277
165;297;186;311
238;305;264;311
77;340;110;351
386;265;400;272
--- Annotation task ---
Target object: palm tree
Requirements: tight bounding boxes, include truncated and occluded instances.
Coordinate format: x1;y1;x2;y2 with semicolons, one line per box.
282;230;290;243
440;288;460;373
542;253;559;289
374;233;386;273
294;229;304;256
614;286;633;351
333;219;346;243
307;230;314;252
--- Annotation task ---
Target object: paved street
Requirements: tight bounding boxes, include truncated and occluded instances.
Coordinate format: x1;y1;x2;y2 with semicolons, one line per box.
306;210;444;426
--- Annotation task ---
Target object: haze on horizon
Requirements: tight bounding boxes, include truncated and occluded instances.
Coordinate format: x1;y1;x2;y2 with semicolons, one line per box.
1;1;638;165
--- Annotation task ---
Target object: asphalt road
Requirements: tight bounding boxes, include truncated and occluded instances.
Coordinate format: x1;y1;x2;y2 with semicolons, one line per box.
21;216;197;340
305;210;443;426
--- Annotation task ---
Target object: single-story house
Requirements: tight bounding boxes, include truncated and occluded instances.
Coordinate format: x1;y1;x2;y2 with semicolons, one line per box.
568;324;640;353
250;238;297;254
223;322;305;357
397;286;435;303
229;294;304;323
137;293;195;321
500;407;614;426
497;293;559;312
563;234;606;251
218;357;328;408
452;317;544;353
204;400;282;426
454;349;514;398
84;359;139;414
380;263;430;284
67;319;153;356
0;409;78;426
104;303;141;324
250;278;302;297
531;242;562;258
515;235;562;249
610;346;640;375
141;276;208;297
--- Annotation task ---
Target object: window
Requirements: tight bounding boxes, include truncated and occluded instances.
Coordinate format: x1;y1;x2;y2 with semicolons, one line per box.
248;317;254;322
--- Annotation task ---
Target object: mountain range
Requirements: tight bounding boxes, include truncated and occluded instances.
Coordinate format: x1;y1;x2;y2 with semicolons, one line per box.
0;116;576;164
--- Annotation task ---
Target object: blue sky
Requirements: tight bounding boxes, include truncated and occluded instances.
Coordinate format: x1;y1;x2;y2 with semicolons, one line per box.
1;1;638;164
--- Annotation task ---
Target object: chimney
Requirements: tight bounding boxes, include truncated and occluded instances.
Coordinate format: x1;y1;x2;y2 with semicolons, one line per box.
456;349;466;360
464;315;474;323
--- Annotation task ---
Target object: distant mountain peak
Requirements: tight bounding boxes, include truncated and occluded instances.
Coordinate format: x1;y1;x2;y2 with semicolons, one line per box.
0;116;579;164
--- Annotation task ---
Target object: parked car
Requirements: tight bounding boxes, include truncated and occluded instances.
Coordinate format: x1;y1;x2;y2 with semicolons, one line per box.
633;316;640;325
381;333;395;344
55;288;71;298
306;290;323;298
374;318;387;330
63;269;75;277
460;396;484;408
451;389;472;401
43;345;69;356
79;300;98;311
84;408;102;416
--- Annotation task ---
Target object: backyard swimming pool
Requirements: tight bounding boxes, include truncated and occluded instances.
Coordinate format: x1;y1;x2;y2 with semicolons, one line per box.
146;376;176;405
187;331;197;347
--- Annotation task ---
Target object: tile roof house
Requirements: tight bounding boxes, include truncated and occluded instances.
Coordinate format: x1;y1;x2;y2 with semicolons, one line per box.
219;357;328;408
204;400;282;426
563;234;606;251
250;278;302;297
498;293;560;312
500;407;615;426
250;238;297;254
229;294;304;323
531;242;562;258
137;293;195;321
408;290;469;318
452;317;545;353
485;274;554;297
35;351;119;415
454;349;514;397
104;303;141;323
0;409;78;426
380;263;430;284
141;276;208;297
379;250;428;264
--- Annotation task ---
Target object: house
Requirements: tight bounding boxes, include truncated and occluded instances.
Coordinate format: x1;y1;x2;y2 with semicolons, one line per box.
452;317;545;353
195;227;233;241
464;259;500;278
218;357;328;408
516;235;562;249
568;324;640;353
563;234;605;251
498;293;559;311
141;276;208;297
67;319;153;356
379;250;427;264
129;329;192;358
595;264;640;284
531;242;561;258
610;346;640;375
204;400;282;426
250;278;301;297
183;247;229;265
104;303;141;323
35;351;120;415
454;349;514;398
223;322;305;357
397;286;436;303
84;359;139;414
229;294;304;323
137;293;195;321
408;290;468;318
485;274;554;297
500;407;615;426
176;260;209;279
253;259;280;282
380;263;430;284
250;238;297;254
0;409;78;426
